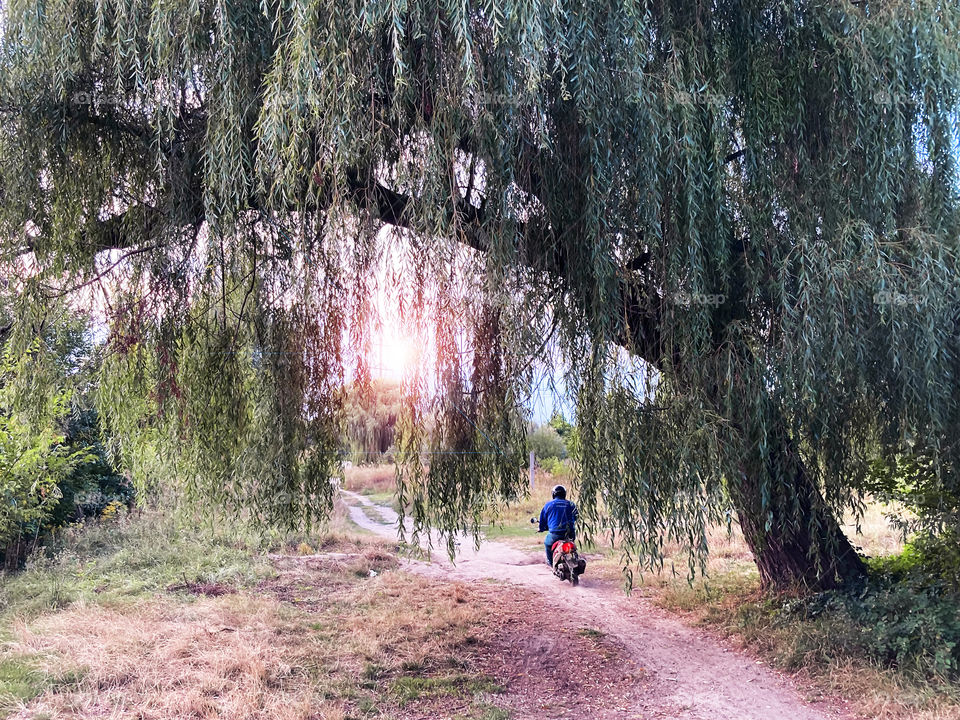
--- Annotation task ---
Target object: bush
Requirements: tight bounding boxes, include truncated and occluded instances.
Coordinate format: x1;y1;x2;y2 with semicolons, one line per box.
0;313;131;568
0;410;85;553
866;446;960;580
785;547;960;679
528;424;566;461
538;456;568;476
55;408;134;523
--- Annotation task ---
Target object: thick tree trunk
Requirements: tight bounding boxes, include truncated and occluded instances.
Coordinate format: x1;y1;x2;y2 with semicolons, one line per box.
689;342;867;589
724;402;867;590
3;536;27;572
730;460;866;589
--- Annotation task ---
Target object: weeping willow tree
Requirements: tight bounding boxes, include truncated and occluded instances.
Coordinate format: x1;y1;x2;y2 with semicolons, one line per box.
1;0;959;589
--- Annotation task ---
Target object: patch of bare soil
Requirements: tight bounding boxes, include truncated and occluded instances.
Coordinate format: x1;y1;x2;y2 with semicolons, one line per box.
468;583;652;719
261;550;652;719
166;580;237;597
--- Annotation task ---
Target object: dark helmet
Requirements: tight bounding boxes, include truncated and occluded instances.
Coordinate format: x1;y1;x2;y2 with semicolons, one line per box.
552;485;567;499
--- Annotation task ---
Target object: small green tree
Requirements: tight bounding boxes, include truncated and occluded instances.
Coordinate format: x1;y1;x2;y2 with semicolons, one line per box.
0;409;78;541
547;412;577;458
528;424;567;461
0;301;124;565
547;413;573;441
0;345;89;567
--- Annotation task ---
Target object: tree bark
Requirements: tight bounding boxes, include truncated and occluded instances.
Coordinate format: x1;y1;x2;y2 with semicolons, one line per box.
694;356;867;589
730;443;867;590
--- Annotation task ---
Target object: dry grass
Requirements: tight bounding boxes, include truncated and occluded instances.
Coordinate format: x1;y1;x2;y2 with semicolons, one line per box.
342;465;396;495
4;479;927;720
841;501;906;558
479;477;556;543
341;464;566;546
3;526;506;720
4;522;652;719
8;596;317;720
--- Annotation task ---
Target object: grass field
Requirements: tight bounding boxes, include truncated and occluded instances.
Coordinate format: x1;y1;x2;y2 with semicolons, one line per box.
342;465;396;496
0;505;515;719
1;492;665;720
343;465;598;552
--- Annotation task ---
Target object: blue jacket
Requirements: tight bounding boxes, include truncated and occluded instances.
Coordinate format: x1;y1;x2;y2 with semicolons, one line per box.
539;498;578;536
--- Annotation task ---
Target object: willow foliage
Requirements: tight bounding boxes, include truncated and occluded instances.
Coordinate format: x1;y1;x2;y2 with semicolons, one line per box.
1;0;958;581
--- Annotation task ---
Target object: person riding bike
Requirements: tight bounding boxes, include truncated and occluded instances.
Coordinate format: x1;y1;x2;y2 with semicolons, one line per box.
538;485;578;565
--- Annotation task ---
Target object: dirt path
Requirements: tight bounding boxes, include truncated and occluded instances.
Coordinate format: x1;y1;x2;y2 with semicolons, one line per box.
340;490;850;720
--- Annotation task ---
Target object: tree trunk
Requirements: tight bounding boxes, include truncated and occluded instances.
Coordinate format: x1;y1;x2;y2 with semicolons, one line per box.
727;417;866;590
730;465;866;589
3;536;26;572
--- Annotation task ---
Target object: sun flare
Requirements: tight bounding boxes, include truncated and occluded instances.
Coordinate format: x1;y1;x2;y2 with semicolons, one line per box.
375;330;417;379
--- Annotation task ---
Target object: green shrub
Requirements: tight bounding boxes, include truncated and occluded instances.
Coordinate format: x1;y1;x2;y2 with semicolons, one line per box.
538;456;568;476
0;511;267;620
866;447;960;582
528;425;566;461
0;400;90;559
0;402;132;568
783;548;960;679
55;408;134;522
0;310;133;567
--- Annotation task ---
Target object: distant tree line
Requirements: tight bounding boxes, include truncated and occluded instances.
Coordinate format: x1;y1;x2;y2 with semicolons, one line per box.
342;380;401;463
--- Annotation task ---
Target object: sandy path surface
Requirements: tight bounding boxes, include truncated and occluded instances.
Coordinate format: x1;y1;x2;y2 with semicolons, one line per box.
340;489;850;720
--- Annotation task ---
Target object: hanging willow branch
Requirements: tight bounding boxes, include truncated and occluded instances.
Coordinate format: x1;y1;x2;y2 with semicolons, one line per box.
1;0;958;587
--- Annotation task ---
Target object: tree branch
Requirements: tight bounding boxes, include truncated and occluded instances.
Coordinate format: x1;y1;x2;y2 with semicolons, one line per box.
343;172;671;368
39;245;158;298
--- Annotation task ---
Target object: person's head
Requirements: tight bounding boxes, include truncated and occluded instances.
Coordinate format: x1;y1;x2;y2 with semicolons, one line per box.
552;485;567;499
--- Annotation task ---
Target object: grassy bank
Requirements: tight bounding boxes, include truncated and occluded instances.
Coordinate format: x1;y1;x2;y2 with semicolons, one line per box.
1;510;262;714
1;512;268;624
0;506;512;719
